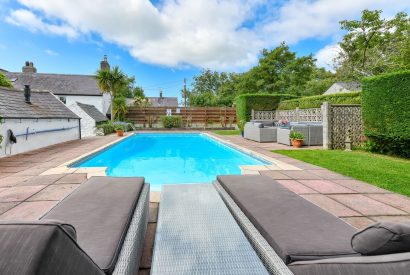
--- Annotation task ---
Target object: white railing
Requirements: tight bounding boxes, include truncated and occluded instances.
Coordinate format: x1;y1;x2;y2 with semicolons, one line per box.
252;108;322;122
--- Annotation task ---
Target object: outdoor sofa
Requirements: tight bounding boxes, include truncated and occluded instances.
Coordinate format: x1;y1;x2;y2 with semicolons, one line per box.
277;123;323;146
244;121;277;142
214;175;410;275
0;177;150;275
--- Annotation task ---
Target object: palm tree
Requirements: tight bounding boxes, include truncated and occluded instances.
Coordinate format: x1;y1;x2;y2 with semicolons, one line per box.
95;66;126;121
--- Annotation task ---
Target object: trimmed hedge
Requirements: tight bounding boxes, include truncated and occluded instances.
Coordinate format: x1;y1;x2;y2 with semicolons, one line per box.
277;92;362;110
161;116;182;128
362;70;410;158
236;93;297;123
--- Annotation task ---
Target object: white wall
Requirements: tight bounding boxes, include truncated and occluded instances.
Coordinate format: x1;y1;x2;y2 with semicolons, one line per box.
102;93;111;114
68;103;97;138
0;118;80;157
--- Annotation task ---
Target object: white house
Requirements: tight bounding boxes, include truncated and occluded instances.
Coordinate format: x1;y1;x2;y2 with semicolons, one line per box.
323;82;361;95
0;86;80;157
5;57;111;115
68;102;108;137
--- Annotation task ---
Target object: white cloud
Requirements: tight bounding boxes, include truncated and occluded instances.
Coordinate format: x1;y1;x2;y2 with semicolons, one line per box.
6;9;78;39
44;49;59;56
315;44;341;71
5;0;410;70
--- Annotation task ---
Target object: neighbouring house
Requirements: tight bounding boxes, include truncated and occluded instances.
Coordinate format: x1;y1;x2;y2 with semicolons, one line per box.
0;86;80;157
147;90;178;107
323;81;361;95
4;57;111;115
68;102;108;137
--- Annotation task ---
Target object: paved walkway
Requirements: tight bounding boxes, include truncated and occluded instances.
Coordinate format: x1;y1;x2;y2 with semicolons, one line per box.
1;132;410;274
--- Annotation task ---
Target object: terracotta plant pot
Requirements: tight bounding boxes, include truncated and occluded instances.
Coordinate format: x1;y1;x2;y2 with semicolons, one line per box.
291;139;303;148
116;130;124;137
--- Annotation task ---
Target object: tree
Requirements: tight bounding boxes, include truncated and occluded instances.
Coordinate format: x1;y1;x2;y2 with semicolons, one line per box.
235;43;318;96
186;69;237;106
95;66;127;121
336;10;410;79
0;72;12;88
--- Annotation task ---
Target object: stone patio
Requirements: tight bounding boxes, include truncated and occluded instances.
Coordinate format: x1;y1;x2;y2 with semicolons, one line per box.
1;132;410;274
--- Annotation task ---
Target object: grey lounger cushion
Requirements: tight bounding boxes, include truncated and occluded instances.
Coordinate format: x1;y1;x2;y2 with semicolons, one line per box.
351;221;410;255
42;177;145;275
289;252;410;275
217;175;358;264
0;220;103;275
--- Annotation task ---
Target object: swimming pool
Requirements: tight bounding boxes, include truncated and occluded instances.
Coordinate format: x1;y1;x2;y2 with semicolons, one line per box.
73;133;268;190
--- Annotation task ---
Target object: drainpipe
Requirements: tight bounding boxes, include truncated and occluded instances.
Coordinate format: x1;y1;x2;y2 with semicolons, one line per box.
78;119;82;140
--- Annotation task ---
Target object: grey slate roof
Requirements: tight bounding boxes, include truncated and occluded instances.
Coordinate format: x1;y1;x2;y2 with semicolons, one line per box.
77;102;108;123
324;81;361;95
147;97;178;107
0;87;80;119
5;72;102;96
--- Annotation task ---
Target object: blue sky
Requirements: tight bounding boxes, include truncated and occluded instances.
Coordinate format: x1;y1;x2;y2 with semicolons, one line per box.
0;1;409;101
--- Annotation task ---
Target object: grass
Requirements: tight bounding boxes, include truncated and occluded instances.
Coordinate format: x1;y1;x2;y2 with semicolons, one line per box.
212;129;241;135
273;149;410;197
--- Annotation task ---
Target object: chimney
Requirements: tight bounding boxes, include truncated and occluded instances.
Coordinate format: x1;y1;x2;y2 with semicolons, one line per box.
24;85;31;104
100;55;110;70
22;61;37;73
160;90;163;99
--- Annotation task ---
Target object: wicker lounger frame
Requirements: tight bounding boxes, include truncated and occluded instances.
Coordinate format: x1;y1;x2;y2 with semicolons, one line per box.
113;183;150;275
214;182;294;275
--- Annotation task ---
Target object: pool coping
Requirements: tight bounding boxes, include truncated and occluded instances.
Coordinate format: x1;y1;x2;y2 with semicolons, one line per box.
40;131;300;180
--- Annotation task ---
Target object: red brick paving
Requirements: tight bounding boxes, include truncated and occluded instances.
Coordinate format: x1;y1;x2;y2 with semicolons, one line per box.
301;194;360;217
298;179;357;194
276;180;317;194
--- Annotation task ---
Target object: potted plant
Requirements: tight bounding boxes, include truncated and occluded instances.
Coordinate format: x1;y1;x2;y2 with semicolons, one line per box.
290;131;304;148
115;124;124;136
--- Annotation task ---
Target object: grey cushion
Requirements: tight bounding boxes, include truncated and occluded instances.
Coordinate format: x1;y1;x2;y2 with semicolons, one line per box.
351;222;410;255
289;252;410;275
217;175;358;264
42;177;145;275
0;221;103;275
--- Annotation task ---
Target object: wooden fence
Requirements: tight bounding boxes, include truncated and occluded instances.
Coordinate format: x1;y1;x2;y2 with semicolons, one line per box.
127;107;236;128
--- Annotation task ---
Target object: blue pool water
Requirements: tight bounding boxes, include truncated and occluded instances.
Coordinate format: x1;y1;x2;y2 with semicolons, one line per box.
73;133;268;190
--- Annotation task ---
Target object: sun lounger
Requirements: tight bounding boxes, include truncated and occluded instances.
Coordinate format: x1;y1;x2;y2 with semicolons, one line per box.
214;175;410;274
0;177;149;275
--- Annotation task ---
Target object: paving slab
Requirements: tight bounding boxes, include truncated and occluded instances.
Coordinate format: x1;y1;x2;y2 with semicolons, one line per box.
259;170;291;179
0;176;32;187
0;201;58;220
301;194;360;217
276;180;318;194
298;179;357;194
140;223;157;269
341;217;375;229
0;202;19;215
28;184;79;201
330;194;407;216
149;202;159;223
332;179;390;194
371;215;410;223
16;174;65;186
308;170;351;180
281;170;323;180
55;173;87;184
366;194;410;213
0;186;45;202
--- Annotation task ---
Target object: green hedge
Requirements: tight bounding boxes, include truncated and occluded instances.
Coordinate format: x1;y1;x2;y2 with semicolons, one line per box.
161;116;182;128
362;70;410;158
277;92;361;110
236;93;297;123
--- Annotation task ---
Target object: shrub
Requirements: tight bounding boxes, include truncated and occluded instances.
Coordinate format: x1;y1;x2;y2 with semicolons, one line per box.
96;121;115;135
115;124;124;131
362;70;410;158
290;131;304;140
236;93;297;122
0;73;12;88
161;116;182;128
277;92;361;110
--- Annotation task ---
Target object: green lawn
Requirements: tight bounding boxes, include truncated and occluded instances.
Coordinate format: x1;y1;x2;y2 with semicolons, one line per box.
212;129;241;135
273;150;410;197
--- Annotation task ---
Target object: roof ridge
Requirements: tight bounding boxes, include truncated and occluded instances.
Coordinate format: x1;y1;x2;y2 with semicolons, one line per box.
7;72;95;77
